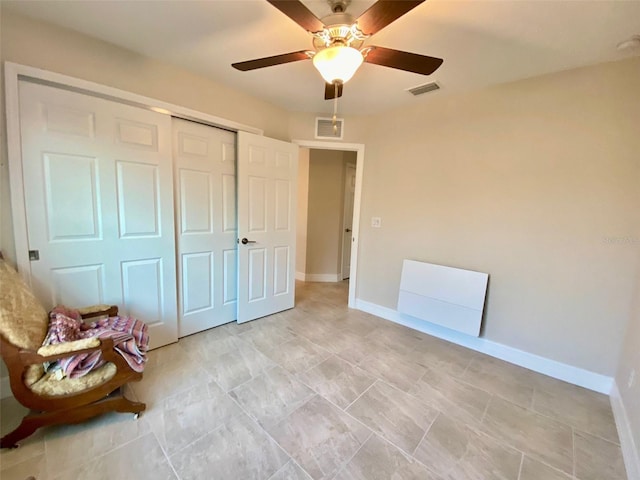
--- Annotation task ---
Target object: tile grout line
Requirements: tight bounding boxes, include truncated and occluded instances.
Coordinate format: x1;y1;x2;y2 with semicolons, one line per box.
225;389;313;479
524;399;620;447
227;364;280;394
411;411;439;457
480;394;492;424
328;430;374;480
460;354;476;378
321;379;442;467
149;427;183;480
530;387;536;410
342;379;378;412
164;421;227;461
50;430;160;480
42;415;153;479
305;382;428;462
479;386;618;450
572;426;576;480
517;452;524;480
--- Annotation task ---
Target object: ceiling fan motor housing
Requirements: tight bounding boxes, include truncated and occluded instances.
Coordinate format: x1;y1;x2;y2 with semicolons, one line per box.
329;0;349;14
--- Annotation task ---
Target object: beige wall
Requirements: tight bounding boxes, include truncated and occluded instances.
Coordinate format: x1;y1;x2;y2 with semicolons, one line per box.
357;58;640;376
296;149;310;276
616;266;640;462
305;150;349;277
0;9;291;266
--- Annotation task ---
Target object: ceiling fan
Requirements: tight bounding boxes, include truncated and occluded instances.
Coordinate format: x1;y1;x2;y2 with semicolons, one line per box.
232;0;443;100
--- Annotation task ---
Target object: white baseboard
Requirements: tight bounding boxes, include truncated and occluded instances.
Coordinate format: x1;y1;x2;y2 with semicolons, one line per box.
355;299;614;394
611;381;640;480
299;273;341;282
1;375;12;400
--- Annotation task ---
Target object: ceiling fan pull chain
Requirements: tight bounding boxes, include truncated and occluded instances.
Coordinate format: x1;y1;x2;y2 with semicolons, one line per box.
332;83;338;134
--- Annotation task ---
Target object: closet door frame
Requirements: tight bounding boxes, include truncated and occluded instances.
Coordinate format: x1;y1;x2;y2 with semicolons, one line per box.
5;62;262;282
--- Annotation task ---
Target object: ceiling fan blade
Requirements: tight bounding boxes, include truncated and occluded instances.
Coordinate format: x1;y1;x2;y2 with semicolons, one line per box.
364;46;443;75
266;0;325;33
232;50;311;71
355;0;425;35
324;82;344;100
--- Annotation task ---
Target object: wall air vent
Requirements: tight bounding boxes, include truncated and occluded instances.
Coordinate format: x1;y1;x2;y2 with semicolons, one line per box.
407;82;440;96
315;117;344;140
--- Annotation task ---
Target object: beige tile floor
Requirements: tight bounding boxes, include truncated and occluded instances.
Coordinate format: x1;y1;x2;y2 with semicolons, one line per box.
0;281;628;480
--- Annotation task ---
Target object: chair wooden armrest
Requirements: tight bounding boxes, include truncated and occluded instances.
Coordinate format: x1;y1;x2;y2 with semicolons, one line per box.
78;305;119;320
18;337;127;369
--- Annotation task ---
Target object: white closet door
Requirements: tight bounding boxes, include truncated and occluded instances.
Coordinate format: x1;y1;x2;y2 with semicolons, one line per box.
173;118;237;336
18;81;178;349
237;131;298;323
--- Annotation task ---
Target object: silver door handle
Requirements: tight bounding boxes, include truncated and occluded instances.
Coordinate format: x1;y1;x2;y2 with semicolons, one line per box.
240;238;256;245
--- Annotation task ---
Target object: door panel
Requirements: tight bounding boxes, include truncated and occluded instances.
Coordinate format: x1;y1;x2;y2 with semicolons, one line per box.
237;132;298;323
116;161;160;237
19;81;178;349
179;169;213;233
173;118;237;336
51;264;104;307
273;246;291;296
182;252;214;314
44;153;100;240
342;164;356;280
248;176;267;232
120;258;171;336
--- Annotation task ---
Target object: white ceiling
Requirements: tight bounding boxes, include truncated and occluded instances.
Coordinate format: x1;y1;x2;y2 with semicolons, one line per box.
4;0;640;115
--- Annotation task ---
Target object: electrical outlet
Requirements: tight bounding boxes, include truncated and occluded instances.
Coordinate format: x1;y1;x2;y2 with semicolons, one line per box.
371;217;381;228
628;369;636;389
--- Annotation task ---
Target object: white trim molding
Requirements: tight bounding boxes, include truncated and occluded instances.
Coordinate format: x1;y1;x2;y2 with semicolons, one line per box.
611;381;640;480
355;299;615;394
300;273;342;282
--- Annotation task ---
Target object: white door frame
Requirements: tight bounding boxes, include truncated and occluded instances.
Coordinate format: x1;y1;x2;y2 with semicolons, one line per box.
4;61;261;283
292;140;365;309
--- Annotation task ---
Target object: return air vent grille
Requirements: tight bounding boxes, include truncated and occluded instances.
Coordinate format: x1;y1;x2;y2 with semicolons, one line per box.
315;117;344;140
407;82;440;96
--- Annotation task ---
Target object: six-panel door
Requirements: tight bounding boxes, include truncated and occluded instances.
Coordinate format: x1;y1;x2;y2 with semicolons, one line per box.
173;119;238;336
19;81;178;348
237;132;299;323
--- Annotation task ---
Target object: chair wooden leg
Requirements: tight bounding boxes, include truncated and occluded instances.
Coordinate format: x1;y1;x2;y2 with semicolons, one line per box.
1;393;146;448
0;414;42;449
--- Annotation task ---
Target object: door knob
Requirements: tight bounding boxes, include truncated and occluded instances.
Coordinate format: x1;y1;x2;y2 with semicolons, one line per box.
240;238;256;245
345;228;351;233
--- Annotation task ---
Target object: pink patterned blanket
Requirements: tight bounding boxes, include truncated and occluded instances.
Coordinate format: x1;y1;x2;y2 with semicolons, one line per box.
44;306;149;379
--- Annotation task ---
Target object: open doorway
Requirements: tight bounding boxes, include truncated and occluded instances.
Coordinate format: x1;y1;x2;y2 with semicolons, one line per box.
293;141;364;309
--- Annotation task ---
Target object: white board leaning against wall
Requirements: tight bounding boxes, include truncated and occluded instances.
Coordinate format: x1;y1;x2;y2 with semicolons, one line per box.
398;259;489;337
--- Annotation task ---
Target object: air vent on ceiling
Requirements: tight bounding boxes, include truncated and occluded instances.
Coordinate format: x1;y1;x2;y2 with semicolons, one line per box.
407;82;440;96
315;117;344;140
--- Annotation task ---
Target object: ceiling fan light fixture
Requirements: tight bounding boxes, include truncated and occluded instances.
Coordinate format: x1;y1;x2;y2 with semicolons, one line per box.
312;45;363;84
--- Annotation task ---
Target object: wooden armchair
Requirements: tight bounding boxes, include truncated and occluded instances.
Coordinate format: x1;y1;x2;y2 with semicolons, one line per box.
0;256;145;448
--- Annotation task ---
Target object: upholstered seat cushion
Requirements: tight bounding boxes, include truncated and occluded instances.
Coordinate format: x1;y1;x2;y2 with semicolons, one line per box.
30;362;117;396
0;260;48;351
